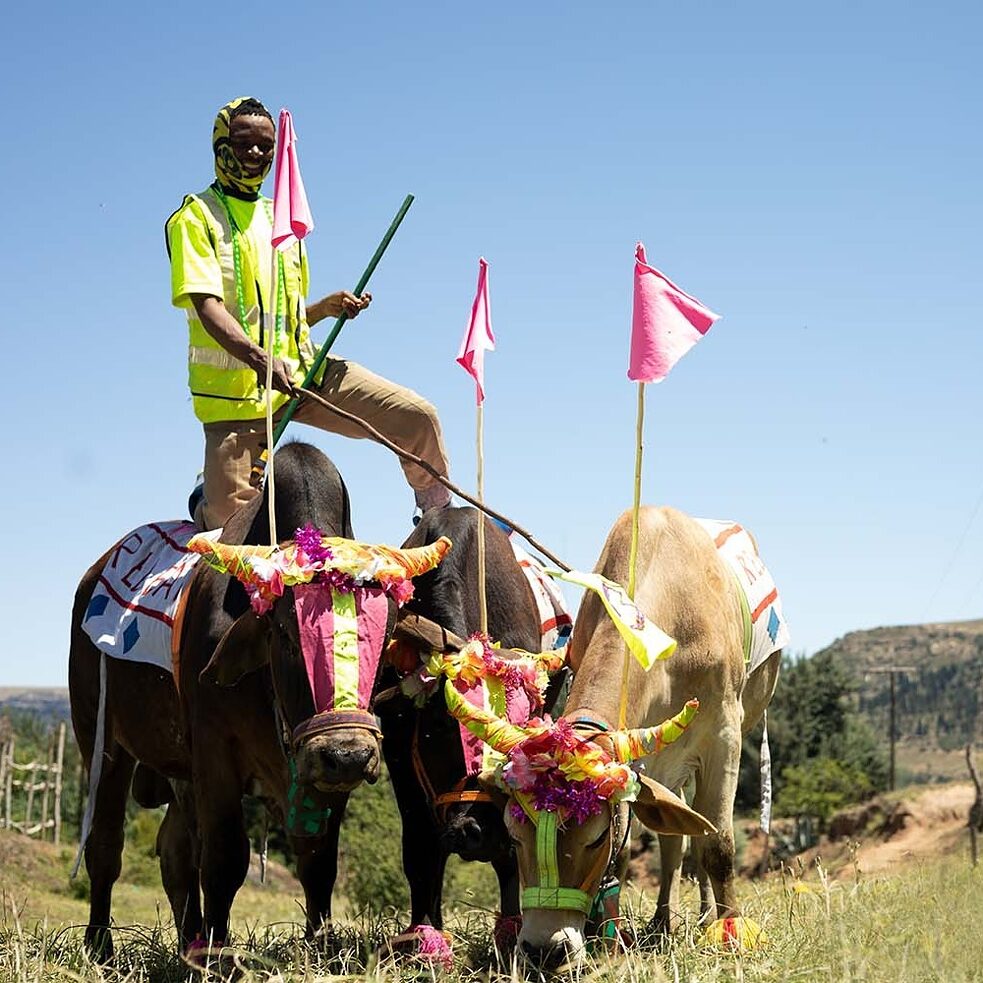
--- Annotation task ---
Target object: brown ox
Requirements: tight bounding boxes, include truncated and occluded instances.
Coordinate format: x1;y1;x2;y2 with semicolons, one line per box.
449;506;781;968
69;442;420;957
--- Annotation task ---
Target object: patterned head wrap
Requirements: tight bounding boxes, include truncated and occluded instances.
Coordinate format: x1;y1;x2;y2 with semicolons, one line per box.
212;96;274;197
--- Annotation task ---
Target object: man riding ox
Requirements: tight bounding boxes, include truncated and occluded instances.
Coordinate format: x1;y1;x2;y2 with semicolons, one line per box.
166;96;452;529
446;505;784;969
69;442;449;959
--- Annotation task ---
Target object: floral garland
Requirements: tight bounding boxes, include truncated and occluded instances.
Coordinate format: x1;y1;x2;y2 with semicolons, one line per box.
399;634;565;709
501;718;640;825
188;525;450;615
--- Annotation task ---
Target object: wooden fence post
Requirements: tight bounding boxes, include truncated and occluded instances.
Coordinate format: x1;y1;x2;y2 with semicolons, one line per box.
40;732;53;841
967;744;982;868
0;740;7;828
53;723;66;845
4;736;13;831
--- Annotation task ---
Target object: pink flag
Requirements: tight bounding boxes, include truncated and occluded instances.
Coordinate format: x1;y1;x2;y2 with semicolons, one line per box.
628;243;720;383
457;257;496;403
271;109;314;252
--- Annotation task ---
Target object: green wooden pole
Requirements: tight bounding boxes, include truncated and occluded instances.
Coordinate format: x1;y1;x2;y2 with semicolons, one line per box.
271;193;415;446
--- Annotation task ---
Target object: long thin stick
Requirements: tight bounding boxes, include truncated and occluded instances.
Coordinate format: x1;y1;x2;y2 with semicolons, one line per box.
297;387;572;572
273;194;415;446
619;381;646;729
476;402;488;635
265;251;279;545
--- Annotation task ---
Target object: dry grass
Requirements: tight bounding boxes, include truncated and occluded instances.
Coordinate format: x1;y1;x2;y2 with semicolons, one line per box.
2;833;982;982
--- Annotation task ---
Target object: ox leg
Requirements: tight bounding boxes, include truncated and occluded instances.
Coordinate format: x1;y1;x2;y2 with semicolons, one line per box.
691;736;742;919
403;827;448;927
293;797;348;936
651;833;683;936
697;867;714;922
157;782;202;949
491;854;521;954
197;755;249;945
492;854;520;918
382;722;447;927
82;742;136;961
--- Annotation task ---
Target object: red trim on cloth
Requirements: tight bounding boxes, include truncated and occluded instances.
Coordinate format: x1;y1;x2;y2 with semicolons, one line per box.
751;588;778;623
148;522;195;552
96;575;175;627
714;524;743;549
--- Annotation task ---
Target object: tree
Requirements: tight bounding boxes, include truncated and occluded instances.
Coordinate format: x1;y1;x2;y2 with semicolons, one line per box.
736;651;888;814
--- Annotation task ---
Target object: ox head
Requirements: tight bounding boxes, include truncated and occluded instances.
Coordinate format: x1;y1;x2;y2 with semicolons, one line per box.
189;528;451;794
384;616;568;864
444;681;715;969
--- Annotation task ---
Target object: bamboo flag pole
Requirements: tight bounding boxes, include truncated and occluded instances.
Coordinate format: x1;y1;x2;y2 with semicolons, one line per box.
456;258;496;636
265;108;318;544
265;251;279;545
620;241;721;727
476;402;488;636
618;381;646;729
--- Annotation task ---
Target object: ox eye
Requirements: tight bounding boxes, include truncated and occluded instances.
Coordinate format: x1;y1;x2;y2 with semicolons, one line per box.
587;829;608;850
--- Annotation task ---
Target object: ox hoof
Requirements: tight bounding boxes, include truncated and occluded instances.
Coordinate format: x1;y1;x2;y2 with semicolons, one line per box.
493;914;522;957
702;916;767;951
383;925;455;970
183;936;230;971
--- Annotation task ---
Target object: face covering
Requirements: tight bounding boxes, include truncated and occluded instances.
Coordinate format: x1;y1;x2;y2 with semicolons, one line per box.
212;96;273;198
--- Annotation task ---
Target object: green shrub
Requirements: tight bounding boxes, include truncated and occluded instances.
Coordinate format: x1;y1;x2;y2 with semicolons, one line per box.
776;756;873;826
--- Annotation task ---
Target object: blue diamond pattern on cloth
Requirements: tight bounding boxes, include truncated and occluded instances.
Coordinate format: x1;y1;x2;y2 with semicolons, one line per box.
85;593;110;622
767;607;780;643
122;620;141;654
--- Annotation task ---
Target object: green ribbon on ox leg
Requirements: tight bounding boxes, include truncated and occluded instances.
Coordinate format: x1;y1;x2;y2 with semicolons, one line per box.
587;876;623;942
286;756;333;837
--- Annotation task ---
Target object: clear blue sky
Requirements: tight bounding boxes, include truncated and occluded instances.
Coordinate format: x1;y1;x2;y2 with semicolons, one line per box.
2;1;981;686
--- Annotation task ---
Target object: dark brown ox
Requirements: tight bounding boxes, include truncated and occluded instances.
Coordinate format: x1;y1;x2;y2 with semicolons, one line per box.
451;506;781;969
377;507;567;950
68;442;404;958
178;441;405;947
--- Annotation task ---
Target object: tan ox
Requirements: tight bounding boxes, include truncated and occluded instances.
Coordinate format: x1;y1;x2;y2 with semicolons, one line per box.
449;506;781;968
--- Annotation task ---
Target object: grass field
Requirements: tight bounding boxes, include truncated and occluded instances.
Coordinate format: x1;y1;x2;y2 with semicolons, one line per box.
2;826;981;982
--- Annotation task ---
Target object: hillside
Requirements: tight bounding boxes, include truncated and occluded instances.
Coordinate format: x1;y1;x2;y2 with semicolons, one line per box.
0;687;70;723
814;619;983;782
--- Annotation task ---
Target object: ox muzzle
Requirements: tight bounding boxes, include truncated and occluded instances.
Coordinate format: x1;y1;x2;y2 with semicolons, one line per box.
289;583;388;791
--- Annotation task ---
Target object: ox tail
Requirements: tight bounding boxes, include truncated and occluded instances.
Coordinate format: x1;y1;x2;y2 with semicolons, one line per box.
71;652;107;879
759;710;772;835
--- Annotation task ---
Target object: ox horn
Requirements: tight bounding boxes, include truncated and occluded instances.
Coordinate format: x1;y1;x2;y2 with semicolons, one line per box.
612;699;699;763
443;680;529;755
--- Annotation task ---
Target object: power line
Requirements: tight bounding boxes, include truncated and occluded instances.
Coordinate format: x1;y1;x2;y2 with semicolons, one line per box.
921;486;983;621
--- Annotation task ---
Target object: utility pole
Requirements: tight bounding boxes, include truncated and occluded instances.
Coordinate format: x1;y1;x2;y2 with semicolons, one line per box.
866;665;917;790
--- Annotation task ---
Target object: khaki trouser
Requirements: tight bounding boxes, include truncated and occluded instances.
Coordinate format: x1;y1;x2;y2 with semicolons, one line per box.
198;356;451;530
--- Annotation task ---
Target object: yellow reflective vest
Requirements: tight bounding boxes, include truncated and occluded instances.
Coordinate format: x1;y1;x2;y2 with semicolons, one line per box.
166;184;315;423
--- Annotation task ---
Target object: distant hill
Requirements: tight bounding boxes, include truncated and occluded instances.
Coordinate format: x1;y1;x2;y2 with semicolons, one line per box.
0;688;70;724
816;619;983;781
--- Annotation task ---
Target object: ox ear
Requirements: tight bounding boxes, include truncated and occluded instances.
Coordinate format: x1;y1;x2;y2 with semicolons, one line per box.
392;611;466;653
476;768;510;811
200;610;271;687
631;775;717;837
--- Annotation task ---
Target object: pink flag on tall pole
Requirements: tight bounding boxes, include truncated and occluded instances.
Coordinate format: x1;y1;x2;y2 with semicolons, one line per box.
628;243;720;383
456;257;496;404
271;109;314;252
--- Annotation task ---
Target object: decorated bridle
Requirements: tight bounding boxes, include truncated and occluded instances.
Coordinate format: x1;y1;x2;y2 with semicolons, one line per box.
444;680;698;913
389;635;566;819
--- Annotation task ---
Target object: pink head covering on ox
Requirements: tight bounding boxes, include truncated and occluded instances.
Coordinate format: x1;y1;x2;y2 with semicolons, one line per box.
294;584;390;716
